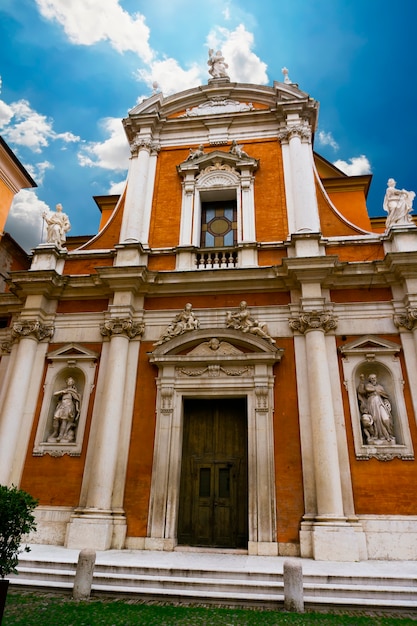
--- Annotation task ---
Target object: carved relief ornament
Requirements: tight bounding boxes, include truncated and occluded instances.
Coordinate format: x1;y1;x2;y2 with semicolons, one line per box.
100;317;144;339
289;310;337;334
12;320;54;342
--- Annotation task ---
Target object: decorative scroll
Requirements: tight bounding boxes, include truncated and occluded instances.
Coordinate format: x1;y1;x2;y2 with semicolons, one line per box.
177;365;253;378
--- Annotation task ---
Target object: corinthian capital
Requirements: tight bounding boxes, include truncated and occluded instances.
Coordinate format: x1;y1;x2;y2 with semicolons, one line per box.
100;317;144;339
394;308;417;331
277;124;312;144
289;310;337;334
12;319;54;342
130;136;160;156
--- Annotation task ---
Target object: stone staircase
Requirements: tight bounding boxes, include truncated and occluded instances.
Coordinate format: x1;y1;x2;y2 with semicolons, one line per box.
9;549;417;611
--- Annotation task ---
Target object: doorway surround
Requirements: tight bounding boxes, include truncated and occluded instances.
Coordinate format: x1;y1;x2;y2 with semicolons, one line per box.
147;329;283;556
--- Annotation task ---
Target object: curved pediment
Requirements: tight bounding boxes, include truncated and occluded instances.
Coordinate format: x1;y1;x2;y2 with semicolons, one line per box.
149;329;283;366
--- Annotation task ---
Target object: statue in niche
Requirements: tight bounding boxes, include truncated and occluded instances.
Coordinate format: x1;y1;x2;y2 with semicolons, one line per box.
229;140;249;159
383;178;415;229
42;203;71;248
154;303;200;346
357;373;396;445
208;49;229;79
226;301;276;344
47;377;81;443
186;144;205;161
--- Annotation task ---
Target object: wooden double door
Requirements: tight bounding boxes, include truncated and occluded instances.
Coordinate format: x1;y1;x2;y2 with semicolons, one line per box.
178;398;248;548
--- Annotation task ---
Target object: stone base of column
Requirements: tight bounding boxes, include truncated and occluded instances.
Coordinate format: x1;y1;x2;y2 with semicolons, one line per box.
144;537;176;551
65;509;127;551
248;541;279;556
300;519;368;561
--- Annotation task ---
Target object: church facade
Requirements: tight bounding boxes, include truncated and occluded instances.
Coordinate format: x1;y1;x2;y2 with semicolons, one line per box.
1;68;417;562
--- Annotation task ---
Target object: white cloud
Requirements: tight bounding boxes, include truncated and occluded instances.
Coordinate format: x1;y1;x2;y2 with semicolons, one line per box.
333;155;372;176
317;130;339;151
207;24;268;84
25;161;54;186
78;117;130;170
108;179;126;195
5;190;48;251
137;58;203;96
0;99;80;153
35;0;153;63
0;100;14;126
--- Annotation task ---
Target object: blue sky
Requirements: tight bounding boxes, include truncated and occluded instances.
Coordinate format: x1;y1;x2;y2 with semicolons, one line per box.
1;0;416;251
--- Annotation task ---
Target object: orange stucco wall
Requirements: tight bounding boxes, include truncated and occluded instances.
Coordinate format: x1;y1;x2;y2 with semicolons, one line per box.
144;291;290;311
124;342;158;536
330;288;392;303
273;337;304;543
326;190;372;232
253;140;288;242
317;181;367;237
327;242;385;263
0;183;14;234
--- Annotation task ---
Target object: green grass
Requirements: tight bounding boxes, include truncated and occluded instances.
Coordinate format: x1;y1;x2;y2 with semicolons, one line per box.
2;591;416;625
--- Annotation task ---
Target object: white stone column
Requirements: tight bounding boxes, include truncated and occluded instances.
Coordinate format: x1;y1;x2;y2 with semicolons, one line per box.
119;138;158;243
279;122;321;235
179;173;196;247
394;307;417;424
290;311;366;560
66;317;143;550
0;320;54;485
247;384;278;556
240;166;256;243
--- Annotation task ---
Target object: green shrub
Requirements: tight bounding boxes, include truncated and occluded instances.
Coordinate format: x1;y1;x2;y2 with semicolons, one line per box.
0;485;38;578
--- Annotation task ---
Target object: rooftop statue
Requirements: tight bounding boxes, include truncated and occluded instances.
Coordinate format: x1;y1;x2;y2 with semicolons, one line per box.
208;49;229;79
42;203;71;249
229;140;249;159
384;178;415;229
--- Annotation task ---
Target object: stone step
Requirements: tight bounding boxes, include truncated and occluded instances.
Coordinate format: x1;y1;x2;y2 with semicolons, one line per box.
9;559;417;609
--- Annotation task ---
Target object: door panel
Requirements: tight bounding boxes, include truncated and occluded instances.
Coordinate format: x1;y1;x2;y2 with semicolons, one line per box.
178;398;248;548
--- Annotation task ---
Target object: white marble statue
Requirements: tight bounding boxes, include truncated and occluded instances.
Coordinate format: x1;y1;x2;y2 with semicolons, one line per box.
208;49;229;79
383;178;415;229
47;377;81;443
154;303;200;346
229;140;249;159
226;301;275;344
42;203;71;248
357;373;396;445
186;144;205;161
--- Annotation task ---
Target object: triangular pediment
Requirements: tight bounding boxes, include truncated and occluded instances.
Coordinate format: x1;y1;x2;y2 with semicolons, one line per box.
47;343;99;361
177;149;258;174
339;335;401;356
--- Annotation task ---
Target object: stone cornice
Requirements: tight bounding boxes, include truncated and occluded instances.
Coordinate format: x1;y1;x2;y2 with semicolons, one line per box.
7;270;68;299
